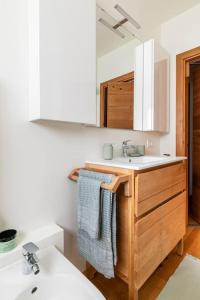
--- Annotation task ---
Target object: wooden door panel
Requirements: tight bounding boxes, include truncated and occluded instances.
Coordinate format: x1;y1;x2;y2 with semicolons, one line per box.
100;72;134;129
107;80;133;129
191;65;200;222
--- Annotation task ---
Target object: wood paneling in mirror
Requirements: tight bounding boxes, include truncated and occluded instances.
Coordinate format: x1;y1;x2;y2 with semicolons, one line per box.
100;72;134;129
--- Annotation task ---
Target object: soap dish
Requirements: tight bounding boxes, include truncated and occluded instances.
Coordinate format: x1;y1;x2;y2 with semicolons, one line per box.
0;229;17;253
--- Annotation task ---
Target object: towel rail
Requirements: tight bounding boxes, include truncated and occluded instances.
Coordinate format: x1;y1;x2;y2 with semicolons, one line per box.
68;168;132;197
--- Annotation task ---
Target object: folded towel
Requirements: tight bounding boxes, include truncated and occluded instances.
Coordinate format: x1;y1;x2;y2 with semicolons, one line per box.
77;170;117;278
78;169;102;239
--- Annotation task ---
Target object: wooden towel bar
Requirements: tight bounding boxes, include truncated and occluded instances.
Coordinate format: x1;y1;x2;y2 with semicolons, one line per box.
68;168;132;196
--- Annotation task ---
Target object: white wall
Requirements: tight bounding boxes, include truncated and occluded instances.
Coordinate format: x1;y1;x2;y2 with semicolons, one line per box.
159;3;200;155
0;0;160;269
97;39;141;83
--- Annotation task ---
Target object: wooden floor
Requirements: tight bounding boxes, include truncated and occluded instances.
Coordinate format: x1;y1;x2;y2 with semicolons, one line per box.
89;226;200;300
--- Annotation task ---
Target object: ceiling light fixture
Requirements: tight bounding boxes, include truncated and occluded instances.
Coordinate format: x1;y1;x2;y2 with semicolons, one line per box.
114;4;141;30
98;18;125;39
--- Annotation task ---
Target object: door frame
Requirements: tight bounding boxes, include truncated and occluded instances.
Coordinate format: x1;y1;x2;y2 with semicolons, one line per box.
176;46;200;156
176;46;200;222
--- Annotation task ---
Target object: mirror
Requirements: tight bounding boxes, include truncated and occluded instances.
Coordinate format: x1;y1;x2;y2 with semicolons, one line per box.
96;1;142;130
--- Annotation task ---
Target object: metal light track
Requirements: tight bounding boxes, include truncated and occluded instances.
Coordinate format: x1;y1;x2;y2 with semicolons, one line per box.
114;4;141;30
98;18;125;39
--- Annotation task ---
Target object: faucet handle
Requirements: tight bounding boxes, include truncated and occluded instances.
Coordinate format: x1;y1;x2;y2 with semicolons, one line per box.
32;253;39;263
22;242;39;255
122;140;131;146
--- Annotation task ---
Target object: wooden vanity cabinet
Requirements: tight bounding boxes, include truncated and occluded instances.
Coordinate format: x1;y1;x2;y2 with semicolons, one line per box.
85;161;186;300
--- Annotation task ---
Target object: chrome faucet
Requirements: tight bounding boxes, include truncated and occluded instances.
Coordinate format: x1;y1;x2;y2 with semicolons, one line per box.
122;140;132;157
22;242;40;275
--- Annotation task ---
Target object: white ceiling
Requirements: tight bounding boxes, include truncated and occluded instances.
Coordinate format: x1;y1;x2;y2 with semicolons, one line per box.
97;0;200;57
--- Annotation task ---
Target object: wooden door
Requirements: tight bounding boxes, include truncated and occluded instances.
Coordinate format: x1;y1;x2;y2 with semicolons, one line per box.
100;72;134;129
191;64;200;222
107;78;133;129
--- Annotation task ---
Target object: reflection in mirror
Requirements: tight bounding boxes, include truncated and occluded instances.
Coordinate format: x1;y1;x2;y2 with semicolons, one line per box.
96;1;142;130
100;72;134;129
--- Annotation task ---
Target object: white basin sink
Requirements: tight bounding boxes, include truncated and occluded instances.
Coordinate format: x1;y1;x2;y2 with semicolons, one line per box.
114;155;169;164
16;274;95;300
0;246;105;300
86;155;187;171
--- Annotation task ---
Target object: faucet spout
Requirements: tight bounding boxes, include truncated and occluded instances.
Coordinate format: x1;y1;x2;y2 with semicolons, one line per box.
32;262;40;275
22;242;40;275
122;140;132;157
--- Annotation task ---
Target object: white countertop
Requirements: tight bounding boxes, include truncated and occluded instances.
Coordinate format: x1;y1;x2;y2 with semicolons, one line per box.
86;156;187;171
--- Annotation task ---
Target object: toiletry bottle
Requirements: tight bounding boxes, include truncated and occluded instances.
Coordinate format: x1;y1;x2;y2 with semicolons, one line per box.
103;143;113;160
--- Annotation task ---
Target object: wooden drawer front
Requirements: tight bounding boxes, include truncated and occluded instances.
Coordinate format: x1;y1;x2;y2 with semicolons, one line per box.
135;192;186;289
135;162;186;217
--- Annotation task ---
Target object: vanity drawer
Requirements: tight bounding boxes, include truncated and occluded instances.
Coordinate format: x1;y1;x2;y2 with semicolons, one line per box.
135;191;186;289
135;162;186;217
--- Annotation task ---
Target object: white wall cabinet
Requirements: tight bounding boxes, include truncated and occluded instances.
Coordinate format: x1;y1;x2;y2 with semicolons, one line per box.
29;0;96;125
134;39;169;132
